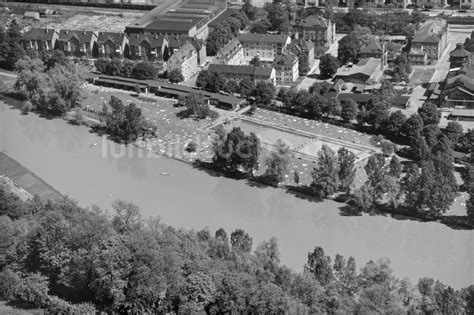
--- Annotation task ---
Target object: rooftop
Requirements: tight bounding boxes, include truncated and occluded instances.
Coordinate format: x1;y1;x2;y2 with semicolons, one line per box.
128;34;167;47
169;41;196;62
300;15;330;28
97;32;126;45
217;38;242;59
335;58;381;79
273;53;298;67
22;28;56;41
360;36;382;55
450;43;471;58
237;33;289;44
412;19;447;44
208;64;274;78
57;30;96;43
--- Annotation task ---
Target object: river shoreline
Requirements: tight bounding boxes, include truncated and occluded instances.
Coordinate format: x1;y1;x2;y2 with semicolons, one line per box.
1;92;472;230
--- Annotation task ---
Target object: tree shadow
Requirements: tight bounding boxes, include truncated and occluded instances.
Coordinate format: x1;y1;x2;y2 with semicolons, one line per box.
338;203;364;216
283;185;324;203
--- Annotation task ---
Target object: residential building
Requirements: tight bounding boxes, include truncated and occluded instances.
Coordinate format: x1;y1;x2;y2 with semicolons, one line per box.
96;32;129;59
129;34;169;62
334;58;383;83
167;41;199;80
214;38;244;65
409;19;448;65
297;16;335;46
55;30;98;58
22;28;58;54
359;37;383;59
287;38;315;69
449;43;471;68
207;64;276;85
237;34;291;63
168;36;206;66
273;53;299;85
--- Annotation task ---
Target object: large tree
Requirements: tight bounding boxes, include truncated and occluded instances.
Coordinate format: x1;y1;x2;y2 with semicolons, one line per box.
311;145;340;198
341;98;358;123
319;53;340;79
337;147;356;194
418;102;441;126
306;247;334;286
265;139;291;185
337;34;361;64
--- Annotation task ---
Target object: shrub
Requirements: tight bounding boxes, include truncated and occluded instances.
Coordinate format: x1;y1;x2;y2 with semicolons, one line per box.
22;100;33;114
0;269;21;300
186;141;197;153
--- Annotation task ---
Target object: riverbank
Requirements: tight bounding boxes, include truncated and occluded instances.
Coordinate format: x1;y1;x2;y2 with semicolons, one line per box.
2;99;473;288
1;92;472;229
0;152;63;201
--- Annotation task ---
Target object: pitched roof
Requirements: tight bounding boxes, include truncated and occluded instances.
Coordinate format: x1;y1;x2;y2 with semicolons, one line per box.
360;36;382;54
22;28;56;41
57;30;96;43
169;36;204;50
445;75;474;93
273;53;298;67
208;64;273;78
335;58;381;79
451;109;474;117
288;38;314;55
129;34;167;47
97;32;126;45
300;15;330;28
412;19;447;44
217;38;242;59
237;33;289;44
169;41;195;63
450;43;471;58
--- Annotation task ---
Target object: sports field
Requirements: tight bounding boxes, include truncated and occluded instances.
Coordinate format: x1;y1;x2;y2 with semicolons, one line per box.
224;118;373;162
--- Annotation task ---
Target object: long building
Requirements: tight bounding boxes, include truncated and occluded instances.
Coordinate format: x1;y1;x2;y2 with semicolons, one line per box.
125;0;227;40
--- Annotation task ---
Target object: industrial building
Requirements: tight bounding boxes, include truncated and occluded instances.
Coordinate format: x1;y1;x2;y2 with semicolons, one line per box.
125;0;227;40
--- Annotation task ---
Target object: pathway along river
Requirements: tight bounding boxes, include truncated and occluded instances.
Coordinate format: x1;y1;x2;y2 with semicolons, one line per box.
0;101;473;289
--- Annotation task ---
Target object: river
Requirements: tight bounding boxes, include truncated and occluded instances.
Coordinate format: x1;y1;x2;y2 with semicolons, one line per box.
0;100;473;289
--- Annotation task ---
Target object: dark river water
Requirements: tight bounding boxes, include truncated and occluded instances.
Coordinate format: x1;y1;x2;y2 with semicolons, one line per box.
0;101;472;288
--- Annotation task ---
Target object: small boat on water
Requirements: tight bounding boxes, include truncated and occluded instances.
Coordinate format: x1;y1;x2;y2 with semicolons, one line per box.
160;172;169;176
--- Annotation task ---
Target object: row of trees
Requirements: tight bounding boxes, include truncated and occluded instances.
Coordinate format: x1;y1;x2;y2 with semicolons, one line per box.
14;55;83;116
0;20;25;70
196;70;276;105
334;8;427;36
0;187;472;314
94;58;160;80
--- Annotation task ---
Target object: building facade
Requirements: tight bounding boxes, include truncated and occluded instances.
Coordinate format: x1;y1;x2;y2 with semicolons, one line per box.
55;30;98;58
287;38;315;70
207;64;276;85
214;38;244;65
167;41;199;80
409;19;448;65
96;32;129;59
273;53;299;85
237;34;291;63
129;34;169;63
22;28;58;54
298;16;335;46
